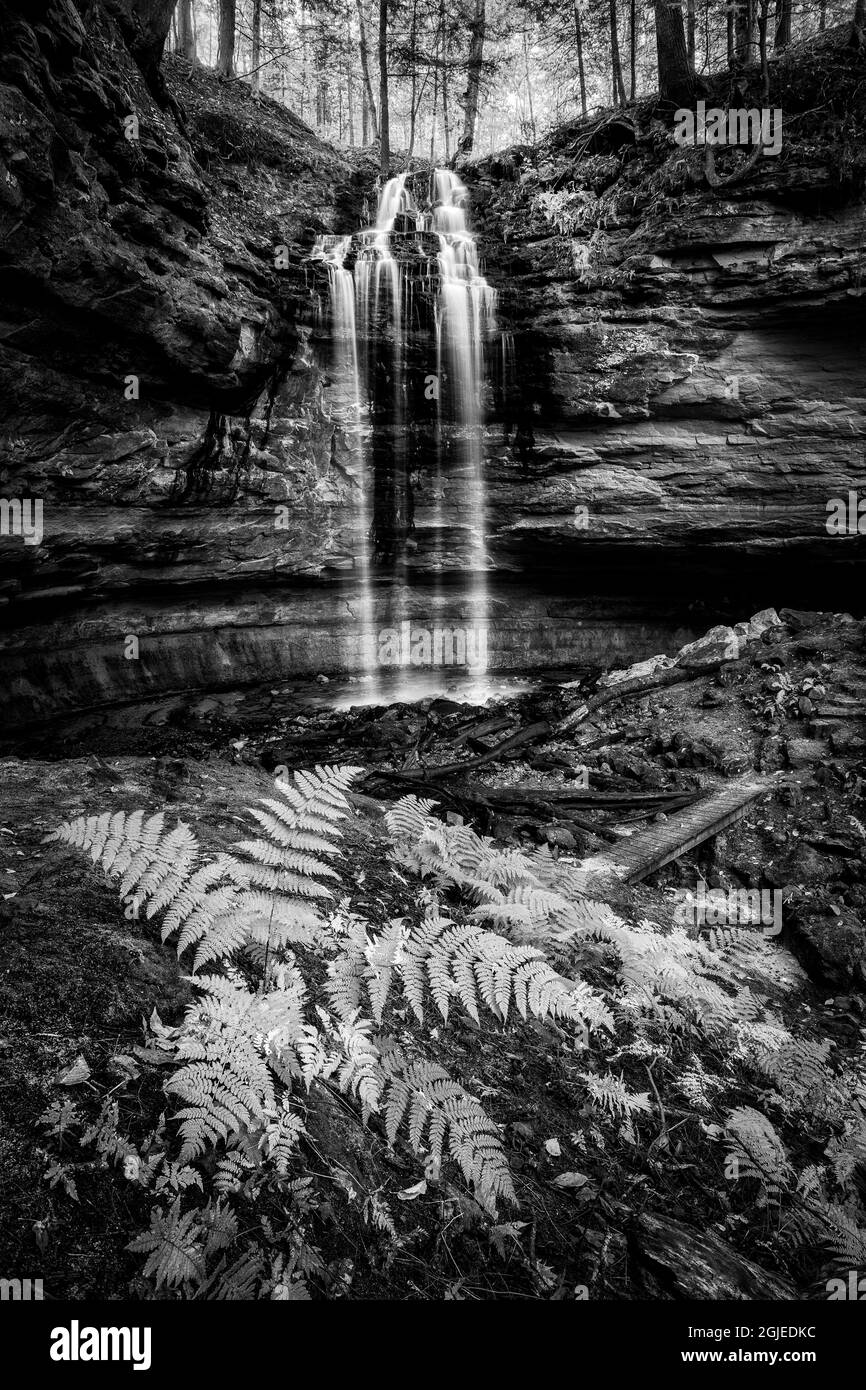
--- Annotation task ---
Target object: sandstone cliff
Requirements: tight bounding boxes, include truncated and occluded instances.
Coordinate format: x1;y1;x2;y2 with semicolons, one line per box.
0;5;863;726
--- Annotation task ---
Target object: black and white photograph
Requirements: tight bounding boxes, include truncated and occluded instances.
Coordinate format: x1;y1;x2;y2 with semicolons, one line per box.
0;0;865;1359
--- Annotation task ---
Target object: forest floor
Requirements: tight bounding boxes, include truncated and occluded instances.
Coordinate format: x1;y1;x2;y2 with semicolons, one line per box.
1;608;864;1299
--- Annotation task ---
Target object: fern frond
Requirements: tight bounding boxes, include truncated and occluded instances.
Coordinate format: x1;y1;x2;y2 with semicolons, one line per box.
127;1198;203;1289
168;975;278;1161
380;1049;515;1214
582;1071;653;1120
724;1106;792;1199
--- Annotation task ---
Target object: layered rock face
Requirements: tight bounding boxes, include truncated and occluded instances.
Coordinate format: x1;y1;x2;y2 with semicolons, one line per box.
466;58;866;598
0;6;864;727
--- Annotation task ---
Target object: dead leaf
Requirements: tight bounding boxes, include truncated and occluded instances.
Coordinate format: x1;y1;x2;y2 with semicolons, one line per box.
56;1055;90;1086
397;1179;428;1201
552;1171;590;1189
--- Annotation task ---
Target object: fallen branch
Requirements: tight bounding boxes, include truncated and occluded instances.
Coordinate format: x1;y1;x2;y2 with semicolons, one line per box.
425;721;553;779
557;667;709;735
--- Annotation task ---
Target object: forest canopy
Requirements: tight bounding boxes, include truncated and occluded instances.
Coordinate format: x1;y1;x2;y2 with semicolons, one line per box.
136;0;865;167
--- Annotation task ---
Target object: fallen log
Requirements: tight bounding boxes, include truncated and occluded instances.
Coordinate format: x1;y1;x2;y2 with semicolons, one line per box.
360;769;627;844
425;721;553;779
557;667;709;734
478;787;699;811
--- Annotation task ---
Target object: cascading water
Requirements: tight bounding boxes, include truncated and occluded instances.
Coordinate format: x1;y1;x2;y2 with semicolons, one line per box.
313;168;501;696
430;170;496;651
312;234;379;692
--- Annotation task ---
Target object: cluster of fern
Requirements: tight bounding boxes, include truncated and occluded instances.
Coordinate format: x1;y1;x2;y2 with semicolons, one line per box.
45;771;617;1296
43;778;866;1297
386;796;866;1286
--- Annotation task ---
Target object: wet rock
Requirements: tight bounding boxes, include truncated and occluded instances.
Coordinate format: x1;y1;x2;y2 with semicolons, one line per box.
749;608;783;635
598;653;677;689
779;609;826;633
829;726;866;755
677;626;739;671
630;1211;796;1300
769;842;844;886
786;737;832;768
788;906;866;989
759;734;786;772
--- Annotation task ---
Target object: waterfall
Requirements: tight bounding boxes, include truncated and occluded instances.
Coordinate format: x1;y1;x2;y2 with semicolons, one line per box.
431;169;496;647
311;234;379;691
313;168;500;694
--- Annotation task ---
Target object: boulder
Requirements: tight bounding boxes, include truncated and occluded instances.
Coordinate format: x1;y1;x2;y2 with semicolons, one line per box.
677;625;739;670
598;653;678;689
779;609;826;633
786;737;832;768
788;906;866;989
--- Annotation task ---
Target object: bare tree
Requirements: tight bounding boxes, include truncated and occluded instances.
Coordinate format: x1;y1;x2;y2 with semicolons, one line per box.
378;0;390;176
217;0;236;76
176;0;196;60
610;0;627;105
250;0;262;90
574;1;588;116
458;0;486;157
758;0;770;95
774;0;791;50
686;0;696;70
733;0;754;67
522;28;537;141
356;0;379;140
653;0;693;101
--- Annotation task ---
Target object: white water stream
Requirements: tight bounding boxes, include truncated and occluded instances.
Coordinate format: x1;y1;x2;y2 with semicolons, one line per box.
313;168;498;693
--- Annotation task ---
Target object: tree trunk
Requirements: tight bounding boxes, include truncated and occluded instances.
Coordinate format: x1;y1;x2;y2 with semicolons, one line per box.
250;0;261;90
217;0;235;76
176;0;195;60
629;0;637;98
430;25;440;158
124;0;177;69
758;0;770;96
853;0;866;41
574;2;588;115
378;0;390;178
356;0;379;139
653;0;692;103
609;0;627;106
773;0;791;49
408;0;418;158
347;11;356;146
457;0;485;157
686;0;696;70
733;0;753;67
522;29;537;142
440;0;451;158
